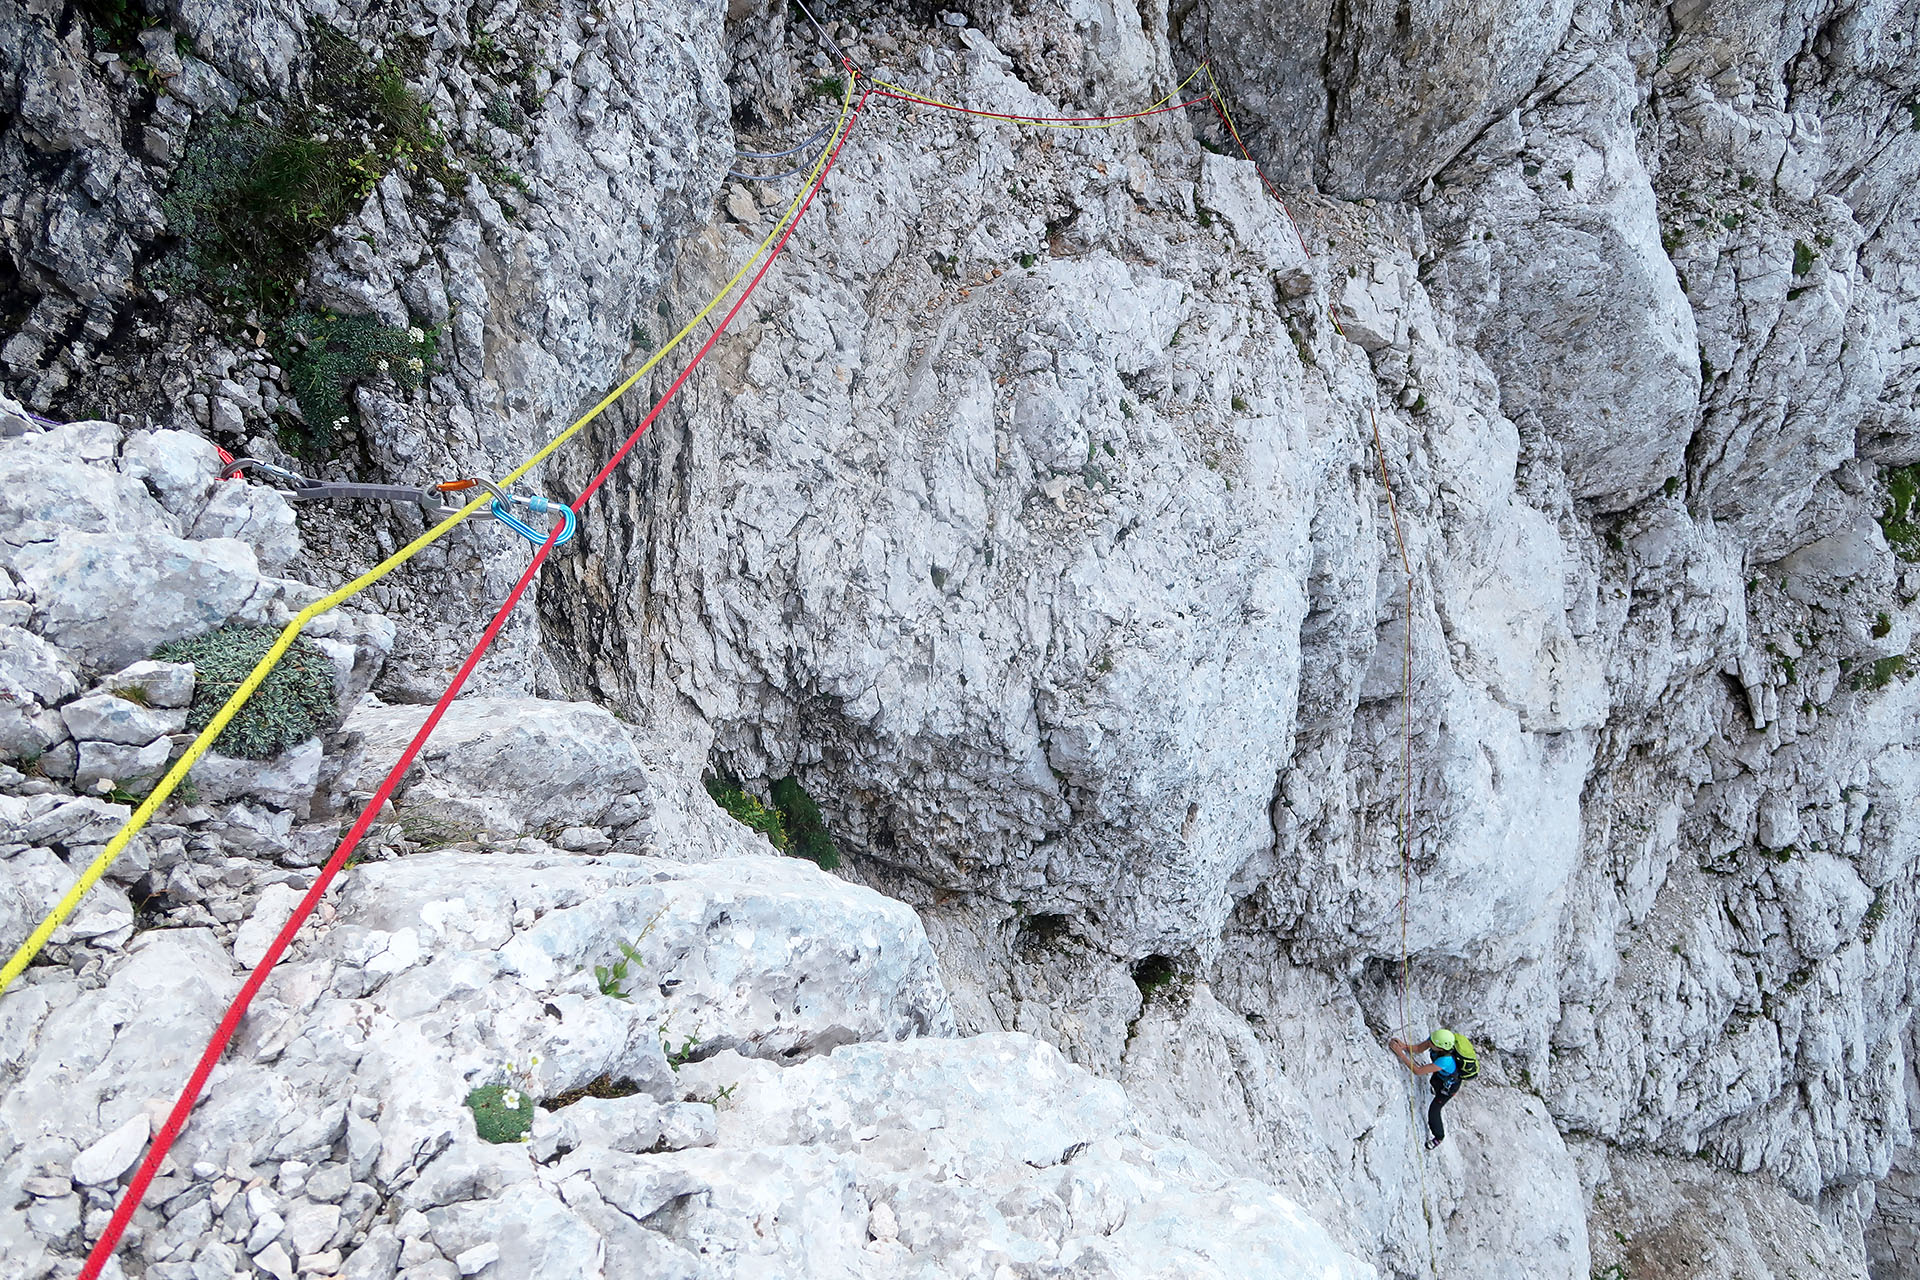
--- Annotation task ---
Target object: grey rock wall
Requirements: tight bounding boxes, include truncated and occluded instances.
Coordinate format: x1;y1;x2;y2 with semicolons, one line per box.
1;0;1918;1277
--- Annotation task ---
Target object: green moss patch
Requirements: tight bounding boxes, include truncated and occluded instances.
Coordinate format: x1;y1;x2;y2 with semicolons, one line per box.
1880;464;1920;562
465;1084;533;1143
153;625;337;760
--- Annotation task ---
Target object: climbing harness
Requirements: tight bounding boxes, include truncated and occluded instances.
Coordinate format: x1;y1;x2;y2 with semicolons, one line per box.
63;36;1427;1280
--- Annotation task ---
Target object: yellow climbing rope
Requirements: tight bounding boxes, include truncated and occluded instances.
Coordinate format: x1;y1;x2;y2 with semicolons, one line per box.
0;81;861;998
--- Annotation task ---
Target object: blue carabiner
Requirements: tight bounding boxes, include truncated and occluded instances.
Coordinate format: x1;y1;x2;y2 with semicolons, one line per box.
489;493;576;548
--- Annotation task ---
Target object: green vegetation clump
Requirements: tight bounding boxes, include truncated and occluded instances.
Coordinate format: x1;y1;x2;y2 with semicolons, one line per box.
154;626;337;759
277;310;438;457
465;1084;533;1143
704;776;789;849
1852;654;1910;692
76;0;145;53
770;776;841;870
1879;464;1920;561
703;774;842;869
149;24;452;455
1792;240;1817;276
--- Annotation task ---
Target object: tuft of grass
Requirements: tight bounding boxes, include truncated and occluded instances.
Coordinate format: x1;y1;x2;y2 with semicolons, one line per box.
1793;240;1817;276
704;776;789;849
465;1084;533;1143
771;776;840;870
1231;394;1248;412
1873;611;1893;639
153;625;337;759
109;684;153;708
154;118;373;313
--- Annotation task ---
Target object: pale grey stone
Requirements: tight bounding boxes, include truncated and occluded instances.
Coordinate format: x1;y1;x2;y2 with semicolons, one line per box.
191;739;324;814
252;1238;295;1280
189;481;300;574
70;1113;149;1186
282;1200;339;1256
60;692;187;745
453;1241;498;1275
74;736;172;788
119;430;223;525
101;660;197;708
11;531;260;672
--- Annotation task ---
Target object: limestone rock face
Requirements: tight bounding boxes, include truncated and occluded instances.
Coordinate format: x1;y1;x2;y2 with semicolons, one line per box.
1176;0;1578;197
1581;1140;1871;1280
340;698;655;835
1;0;1919;1278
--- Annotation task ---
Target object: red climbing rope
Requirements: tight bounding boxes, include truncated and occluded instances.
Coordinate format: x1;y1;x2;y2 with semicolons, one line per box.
81;57;1423;1278
75;86;874;1280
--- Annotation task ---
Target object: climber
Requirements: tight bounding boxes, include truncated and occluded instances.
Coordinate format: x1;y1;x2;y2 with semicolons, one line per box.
1388;1028;1477;1150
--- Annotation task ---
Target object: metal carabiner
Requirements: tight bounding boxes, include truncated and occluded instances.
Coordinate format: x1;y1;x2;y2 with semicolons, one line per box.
488;491;576;549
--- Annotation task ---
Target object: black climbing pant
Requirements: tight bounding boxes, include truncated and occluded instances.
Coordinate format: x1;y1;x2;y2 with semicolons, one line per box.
1428;1074;1460;1143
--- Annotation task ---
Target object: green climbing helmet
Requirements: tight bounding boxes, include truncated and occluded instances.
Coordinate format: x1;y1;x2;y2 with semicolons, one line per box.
1429;1028;1457;1051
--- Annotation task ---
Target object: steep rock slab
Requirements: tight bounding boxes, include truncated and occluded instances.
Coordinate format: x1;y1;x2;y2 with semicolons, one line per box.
1424;47;1699;513
670;1032;1380;1279
1178;0;1577;197
1580;1139;1870;1280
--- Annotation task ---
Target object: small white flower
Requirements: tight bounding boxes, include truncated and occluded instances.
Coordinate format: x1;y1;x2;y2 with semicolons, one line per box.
528;1053;543;1067
407;326;425;343
406;356;425;373
374;358;390;372
333;416;349;427
501;1089;523;1110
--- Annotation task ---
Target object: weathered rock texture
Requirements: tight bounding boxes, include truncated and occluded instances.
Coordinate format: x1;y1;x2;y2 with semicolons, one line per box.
0;0;1918;1277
